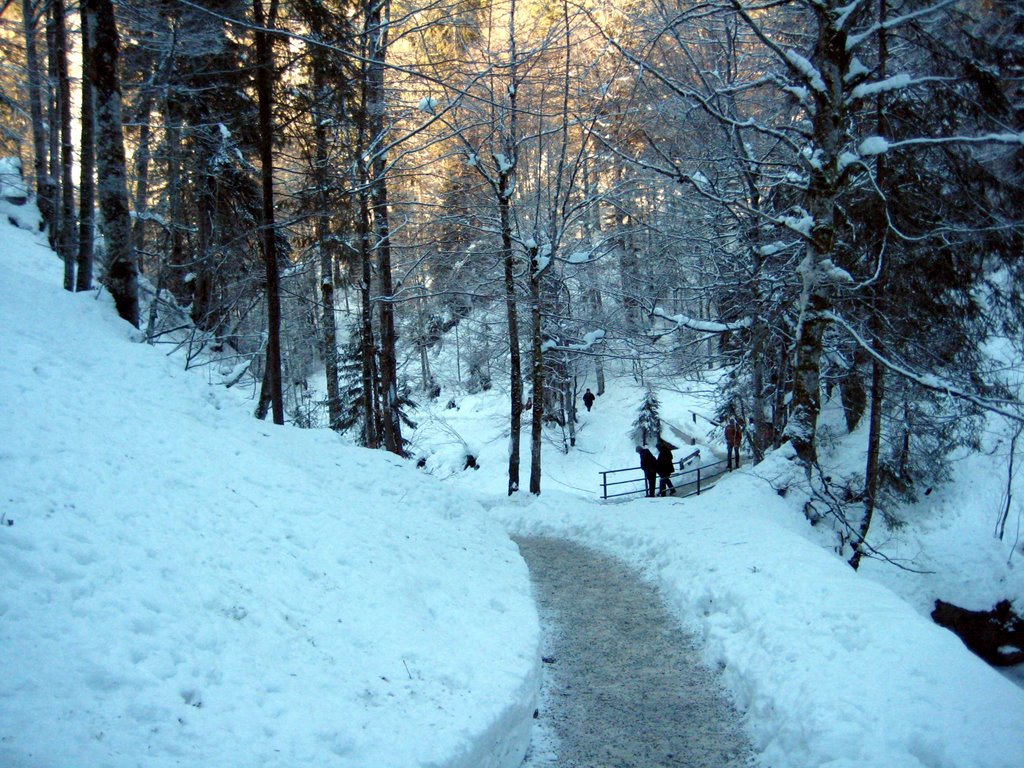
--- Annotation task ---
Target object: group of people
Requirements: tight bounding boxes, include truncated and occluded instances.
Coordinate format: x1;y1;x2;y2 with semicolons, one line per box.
635;415;745;498
635;443;676;497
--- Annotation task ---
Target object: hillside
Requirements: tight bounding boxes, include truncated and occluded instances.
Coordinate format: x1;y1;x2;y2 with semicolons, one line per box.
2;219;1024;767
0;223;539;768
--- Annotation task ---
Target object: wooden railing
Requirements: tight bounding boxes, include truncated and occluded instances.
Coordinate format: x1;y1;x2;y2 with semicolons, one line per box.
599;449;732;500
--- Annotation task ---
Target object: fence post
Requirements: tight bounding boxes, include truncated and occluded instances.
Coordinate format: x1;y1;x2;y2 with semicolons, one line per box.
601;471;608;500
696;466;701;496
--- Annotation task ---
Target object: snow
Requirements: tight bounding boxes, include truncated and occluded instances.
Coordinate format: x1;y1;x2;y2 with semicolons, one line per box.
844;56;870;82
859;135;891;156
3;217;1024;768
838;150;860;171
652;306;752;334
850;73;913;101
782;209;815;237
0;157;42;233
757;240;792;257
417;96;438;114
0;224;539;768
784;49;826;93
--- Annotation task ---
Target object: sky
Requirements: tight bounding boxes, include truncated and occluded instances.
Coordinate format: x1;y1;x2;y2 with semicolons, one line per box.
1;206;1023;768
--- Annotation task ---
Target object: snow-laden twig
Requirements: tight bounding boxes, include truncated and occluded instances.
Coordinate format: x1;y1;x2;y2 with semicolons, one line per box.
651;307;753;335
826;312;1024;423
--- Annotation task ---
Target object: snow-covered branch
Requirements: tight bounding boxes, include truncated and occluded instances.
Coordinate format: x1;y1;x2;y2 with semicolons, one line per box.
651;307;753;335
826;312;1024;424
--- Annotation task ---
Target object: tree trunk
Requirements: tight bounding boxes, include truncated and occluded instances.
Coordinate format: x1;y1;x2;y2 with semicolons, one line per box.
502;194;523;494
364;0;403;456
311;61;342;431
502;0;524;495
52;0;76;289
46;7;59;250
253;0;284;425
582;155;605;394
77;6;95;292
164;104;187;304
781;4;852;468
21;0;53;235
850;347;884;570
84;0;139;327
357;179;379;449
850;0;890;572
130;90;155;273
565;375;576;448
529;249;544;494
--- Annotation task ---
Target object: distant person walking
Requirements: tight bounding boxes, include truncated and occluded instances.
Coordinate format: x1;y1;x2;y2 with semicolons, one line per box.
583;388;595;412
656;443;676;496
636;446;658;498
725;417;743;470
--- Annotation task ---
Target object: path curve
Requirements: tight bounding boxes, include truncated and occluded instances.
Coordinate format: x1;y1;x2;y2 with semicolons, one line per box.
514;536;753;768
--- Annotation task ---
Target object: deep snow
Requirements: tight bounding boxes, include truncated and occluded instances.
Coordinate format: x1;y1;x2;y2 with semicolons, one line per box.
2;217;1024;767
0;223;539;768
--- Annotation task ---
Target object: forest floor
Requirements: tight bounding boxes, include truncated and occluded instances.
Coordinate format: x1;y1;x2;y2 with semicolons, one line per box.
514;536;754;768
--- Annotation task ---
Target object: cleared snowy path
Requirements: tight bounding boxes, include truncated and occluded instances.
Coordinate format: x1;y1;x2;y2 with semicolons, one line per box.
514;536;753;768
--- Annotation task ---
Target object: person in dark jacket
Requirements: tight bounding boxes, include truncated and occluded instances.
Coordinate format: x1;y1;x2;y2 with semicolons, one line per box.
636;445;658;497
583;388;595;412
656;444;676;496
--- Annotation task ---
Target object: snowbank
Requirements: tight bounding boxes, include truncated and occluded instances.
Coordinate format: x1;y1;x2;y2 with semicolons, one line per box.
0;224;540;768
489;462;1024;768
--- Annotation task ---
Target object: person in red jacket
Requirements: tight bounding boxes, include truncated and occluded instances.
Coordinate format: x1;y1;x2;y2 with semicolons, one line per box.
725;417;743;470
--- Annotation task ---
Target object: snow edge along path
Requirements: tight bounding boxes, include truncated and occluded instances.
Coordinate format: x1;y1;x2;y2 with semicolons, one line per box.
490;479;1024;768
0;223;541;768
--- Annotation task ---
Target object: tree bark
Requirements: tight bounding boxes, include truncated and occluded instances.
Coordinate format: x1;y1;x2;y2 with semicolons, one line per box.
45;6;59;250
130;90;155;272
76;6;95;292
365;0;403;455
52;0;76;289
357;172;380;448
850;346;884;571
529;249;544;495
253;0;284;425
503;0;523;495
84;0;139;327
502;192;523;494
310;59;342;431
21;0;53;235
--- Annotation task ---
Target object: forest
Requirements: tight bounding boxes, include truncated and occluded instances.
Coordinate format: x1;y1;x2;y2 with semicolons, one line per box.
1;0;1022;565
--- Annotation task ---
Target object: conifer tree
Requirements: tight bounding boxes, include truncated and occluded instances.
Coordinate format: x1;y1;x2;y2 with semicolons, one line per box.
633;387;662;447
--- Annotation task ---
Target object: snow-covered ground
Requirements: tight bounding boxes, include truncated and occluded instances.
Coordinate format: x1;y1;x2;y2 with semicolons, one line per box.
2;215;1024;768
0;223;539;768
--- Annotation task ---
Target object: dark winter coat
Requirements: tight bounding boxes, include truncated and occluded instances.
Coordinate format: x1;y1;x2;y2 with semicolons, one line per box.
583;390;595;407
637;448;657;474
656;447;674;478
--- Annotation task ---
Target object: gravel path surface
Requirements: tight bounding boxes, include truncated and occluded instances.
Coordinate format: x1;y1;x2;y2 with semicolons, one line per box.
514;536;754;768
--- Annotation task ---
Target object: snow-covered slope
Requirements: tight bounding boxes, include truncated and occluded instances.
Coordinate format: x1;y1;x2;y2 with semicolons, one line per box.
0;224;540;768
408;343;1024;767
4;213;1024;768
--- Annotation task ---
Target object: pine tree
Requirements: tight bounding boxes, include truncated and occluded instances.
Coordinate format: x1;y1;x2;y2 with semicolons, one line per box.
336;321;416;453
633;387;662;447
336;322;369;441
